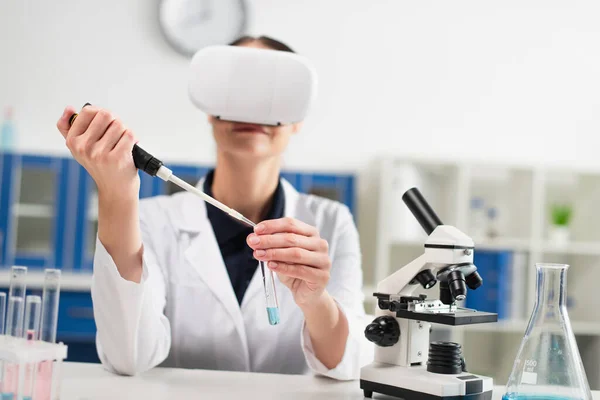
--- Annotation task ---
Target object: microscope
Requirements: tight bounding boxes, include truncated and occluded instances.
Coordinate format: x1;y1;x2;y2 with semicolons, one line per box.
360;187;498;400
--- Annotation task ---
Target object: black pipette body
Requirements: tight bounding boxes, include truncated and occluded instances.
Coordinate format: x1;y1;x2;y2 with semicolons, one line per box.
68;103;163;177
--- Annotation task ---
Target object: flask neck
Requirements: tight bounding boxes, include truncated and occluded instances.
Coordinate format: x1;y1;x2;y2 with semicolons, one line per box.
535;264;568;308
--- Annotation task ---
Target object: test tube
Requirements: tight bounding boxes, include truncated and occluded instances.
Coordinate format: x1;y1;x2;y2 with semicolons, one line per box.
23;296;41;400
39;269;61;344
260;261;280;325
6;266;27;338
3;266;27;400
35;270;61;400
24;296;41;341
0;293;6;391
0;293;7;335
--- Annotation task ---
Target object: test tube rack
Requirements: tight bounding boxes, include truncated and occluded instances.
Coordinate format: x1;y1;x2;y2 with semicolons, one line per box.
0;335;67;400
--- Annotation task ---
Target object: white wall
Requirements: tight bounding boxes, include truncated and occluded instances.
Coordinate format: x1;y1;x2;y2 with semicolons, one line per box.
3;0;600;275
2;0;600;170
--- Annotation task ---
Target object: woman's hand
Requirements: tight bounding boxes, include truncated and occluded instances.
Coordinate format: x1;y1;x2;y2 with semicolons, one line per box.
247;217;349;369
247;217;331;307
56;105;140;201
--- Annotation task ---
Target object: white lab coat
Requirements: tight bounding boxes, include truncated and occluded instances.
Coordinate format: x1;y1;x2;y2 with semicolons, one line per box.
91;178;366;380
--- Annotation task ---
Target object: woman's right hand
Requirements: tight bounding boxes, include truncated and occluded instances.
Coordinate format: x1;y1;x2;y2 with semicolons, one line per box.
57;105;144;283
56;105;140;201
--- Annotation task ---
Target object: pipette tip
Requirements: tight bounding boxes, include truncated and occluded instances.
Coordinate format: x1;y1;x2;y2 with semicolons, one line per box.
231;212;256;228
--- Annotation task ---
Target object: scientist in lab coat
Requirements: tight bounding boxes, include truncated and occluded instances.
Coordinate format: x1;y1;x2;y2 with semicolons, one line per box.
55;36;365;380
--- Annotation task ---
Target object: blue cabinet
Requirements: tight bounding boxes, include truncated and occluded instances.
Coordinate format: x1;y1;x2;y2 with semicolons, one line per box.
281;171;356;217
57;291;97;342
72;165;97;272
0;153;13;266
0;153;71;269
300;173;355;216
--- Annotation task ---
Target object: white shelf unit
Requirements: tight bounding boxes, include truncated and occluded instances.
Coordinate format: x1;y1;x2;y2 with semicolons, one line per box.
368;156;600;389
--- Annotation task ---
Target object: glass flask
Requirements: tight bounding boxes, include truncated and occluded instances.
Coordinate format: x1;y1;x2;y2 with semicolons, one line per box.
503;263;592;400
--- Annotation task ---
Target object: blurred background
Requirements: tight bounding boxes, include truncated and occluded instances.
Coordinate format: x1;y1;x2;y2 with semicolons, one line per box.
2;0;600;390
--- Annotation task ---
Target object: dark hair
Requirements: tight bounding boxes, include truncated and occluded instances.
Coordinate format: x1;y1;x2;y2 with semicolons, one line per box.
229;35;295;53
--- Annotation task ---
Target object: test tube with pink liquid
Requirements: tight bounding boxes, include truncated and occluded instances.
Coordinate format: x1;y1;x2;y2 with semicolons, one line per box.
35;269;61;400
22;295;41;400
1;266;27;400
0;293;6;395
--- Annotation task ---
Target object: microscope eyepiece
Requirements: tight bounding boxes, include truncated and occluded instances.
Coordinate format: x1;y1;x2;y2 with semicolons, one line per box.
416;269;437;290
402;188;443;235
465;270;483;290
447;270;467;301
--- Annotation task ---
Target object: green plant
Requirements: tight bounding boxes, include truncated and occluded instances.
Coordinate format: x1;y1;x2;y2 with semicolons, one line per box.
551;204;573;226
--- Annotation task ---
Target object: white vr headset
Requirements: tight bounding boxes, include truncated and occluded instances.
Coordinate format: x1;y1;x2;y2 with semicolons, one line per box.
188;45;318;126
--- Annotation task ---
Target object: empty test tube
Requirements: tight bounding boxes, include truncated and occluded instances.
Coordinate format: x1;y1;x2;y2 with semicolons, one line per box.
0;293;6;336
260;261;280;325
6;267;27;338
40;269;61;344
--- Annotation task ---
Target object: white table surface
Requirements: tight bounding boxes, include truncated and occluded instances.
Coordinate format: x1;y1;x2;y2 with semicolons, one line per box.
59;362;600;400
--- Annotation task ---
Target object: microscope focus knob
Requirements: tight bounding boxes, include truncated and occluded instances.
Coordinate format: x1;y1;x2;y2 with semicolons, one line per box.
364;316;400;347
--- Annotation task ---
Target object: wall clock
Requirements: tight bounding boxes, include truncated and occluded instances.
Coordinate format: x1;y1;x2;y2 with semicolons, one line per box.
159;0;247;57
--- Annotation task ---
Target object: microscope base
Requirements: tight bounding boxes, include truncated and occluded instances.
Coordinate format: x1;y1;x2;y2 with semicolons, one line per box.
360;362;493;400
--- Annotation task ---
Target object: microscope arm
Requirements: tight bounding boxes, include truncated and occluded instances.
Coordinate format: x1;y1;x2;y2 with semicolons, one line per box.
376;253;429;297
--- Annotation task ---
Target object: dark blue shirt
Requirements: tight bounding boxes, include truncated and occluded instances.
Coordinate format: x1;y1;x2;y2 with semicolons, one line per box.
203;170;285;305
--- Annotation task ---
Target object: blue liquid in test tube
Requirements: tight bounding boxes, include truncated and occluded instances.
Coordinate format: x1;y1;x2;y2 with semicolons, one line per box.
260;261;280;325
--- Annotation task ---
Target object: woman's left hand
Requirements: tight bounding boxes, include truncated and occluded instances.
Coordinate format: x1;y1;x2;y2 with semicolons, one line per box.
247;217;331;307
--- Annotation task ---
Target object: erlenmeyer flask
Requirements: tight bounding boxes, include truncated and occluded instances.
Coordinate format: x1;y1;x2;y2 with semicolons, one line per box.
504;263;592;400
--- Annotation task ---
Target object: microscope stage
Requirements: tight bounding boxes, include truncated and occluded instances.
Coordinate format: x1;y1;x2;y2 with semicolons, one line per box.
394;309;498;326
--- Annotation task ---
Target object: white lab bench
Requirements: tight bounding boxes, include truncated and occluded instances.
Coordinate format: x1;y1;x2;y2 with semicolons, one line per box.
59;362;600;399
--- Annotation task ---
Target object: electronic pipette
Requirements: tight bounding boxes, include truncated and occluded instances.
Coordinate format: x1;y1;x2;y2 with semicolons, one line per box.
68;106;255;228
68;105;280;325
